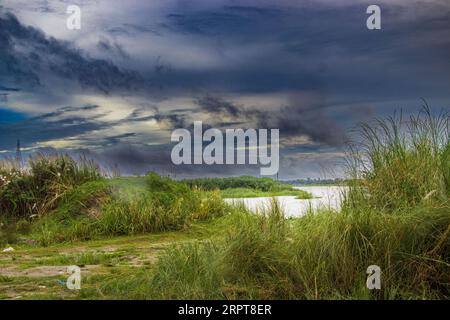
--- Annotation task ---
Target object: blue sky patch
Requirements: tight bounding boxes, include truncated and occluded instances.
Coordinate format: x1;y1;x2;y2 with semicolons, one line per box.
0;108;27;123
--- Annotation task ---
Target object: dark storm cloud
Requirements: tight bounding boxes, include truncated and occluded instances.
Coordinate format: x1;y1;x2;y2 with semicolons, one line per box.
197;96;240;117
59;141;344;179
119;106;187;129
1;0;449;178
2;2;449;99
261;102;346;147
106;23;161;37
0;105;110;150
4;2;448;101
195;96;346;146
0;102;188;151
153;113;187;129
96;38;130;60
91;144;172;175
0;85;20;103
0;11;143;94
31;104;101;121
75;143;264;177
162;2;450;100
166;5;282;37
0;86;20;92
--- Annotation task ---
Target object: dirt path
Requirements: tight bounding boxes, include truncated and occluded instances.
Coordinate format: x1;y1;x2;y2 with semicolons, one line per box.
0;223;218;299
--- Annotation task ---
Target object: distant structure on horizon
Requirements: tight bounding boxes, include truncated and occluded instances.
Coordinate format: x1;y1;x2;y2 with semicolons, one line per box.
16;139;22;166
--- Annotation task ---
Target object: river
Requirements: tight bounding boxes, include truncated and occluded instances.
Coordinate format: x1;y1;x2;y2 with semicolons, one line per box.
224;186;348;218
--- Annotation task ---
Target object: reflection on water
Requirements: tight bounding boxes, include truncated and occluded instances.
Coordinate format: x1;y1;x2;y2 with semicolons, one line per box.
224;186;348;218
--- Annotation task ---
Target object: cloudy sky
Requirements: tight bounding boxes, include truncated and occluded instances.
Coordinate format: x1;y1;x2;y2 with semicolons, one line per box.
0;0;449;178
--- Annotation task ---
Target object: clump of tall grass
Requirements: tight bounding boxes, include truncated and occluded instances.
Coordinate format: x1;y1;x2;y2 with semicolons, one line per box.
32;173;229;245
346;105;449;211
95;174;227;236
31;179;111;245
0;154;101;218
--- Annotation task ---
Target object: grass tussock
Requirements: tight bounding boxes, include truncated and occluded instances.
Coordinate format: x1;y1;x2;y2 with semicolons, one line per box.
0;154;100;218
346;106;449;211
30;173;228;245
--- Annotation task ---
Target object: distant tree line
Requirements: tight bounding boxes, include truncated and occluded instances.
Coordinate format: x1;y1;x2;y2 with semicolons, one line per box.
282;178;346;186
183;176;293;192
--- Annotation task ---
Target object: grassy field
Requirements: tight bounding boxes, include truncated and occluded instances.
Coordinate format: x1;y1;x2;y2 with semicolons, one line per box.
0;107;449;300
0;217;229;299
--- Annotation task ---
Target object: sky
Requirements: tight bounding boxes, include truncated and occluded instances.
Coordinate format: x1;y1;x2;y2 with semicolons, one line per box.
0;0;449;178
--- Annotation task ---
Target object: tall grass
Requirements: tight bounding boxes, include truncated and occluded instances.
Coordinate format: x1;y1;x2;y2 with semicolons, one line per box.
99;205;450;299
1;155;229;245
346;106;449;210
96;106;449;300
31;173;228;245
0;154;101;218
100;200;448;300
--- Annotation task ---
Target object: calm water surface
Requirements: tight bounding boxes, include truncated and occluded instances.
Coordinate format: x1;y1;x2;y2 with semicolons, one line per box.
224;186;348;218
